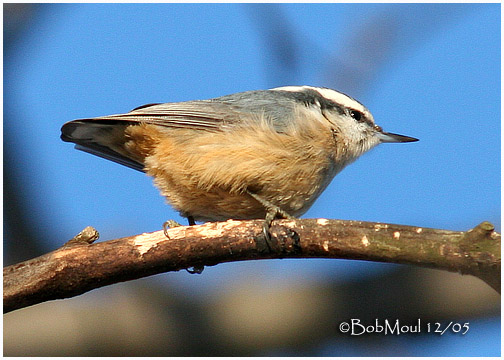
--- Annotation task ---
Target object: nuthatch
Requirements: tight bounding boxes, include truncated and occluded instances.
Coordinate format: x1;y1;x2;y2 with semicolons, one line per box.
61;86;418;236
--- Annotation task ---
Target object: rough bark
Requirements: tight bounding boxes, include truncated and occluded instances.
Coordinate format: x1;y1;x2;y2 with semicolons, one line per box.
4;219;500;313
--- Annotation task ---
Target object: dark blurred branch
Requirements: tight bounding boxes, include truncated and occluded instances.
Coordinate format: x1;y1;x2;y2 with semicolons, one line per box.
4;4;50;265
245;4;302;85
4;219;500;313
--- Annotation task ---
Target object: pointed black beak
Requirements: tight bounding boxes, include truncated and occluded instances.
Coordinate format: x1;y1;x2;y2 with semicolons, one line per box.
378;131;419;143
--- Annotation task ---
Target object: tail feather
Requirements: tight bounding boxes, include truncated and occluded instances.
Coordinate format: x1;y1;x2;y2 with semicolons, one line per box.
61;120;145;172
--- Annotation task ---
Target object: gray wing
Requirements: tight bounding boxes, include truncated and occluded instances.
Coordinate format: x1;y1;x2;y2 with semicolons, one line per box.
62;90;300;136
63;100;245;131
60;97;284;171
95;90;301;130
61;91;299;171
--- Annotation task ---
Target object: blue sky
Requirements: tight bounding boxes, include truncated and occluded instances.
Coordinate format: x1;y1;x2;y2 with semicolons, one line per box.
4;3;500;356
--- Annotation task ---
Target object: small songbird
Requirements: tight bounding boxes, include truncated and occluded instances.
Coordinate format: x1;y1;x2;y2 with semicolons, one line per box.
61;86;418;233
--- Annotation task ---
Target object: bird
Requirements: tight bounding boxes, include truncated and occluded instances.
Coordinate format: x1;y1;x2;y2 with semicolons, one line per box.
61;85;418;238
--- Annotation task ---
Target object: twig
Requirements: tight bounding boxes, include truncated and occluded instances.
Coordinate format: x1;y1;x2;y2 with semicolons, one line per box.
3;219;500;313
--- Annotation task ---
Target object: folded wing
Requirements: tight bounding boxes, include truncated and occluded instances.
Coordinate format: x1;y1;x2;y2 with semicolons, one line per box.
60;100;250;171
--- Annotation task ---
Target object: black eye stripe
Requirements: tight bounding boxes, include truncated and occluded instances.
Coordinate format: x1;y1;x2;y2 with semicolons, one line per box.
273;88;371;121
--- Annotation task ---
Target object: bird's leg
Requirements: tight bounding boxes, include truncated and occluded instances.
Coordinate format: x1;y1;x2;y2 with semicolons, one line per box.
246;190;295;251
163;220;182;237
163;215;203;273
184;216;204;273
163;216;196;237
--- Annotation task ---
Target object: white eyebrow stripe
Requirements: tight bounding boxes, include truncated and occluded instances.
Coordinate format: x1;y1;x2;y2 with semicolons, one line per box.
271;85;367;113
314;88;366;113
272;85;309;92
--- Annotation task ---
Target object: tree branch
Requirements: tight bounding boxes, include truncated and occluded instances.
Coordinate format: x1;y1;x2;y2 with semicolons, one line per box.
4;219;500;313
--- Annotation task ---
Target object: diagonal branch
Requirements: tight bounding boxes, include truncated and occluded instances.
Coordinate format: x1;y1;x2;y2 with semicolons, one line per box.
3;219;500;313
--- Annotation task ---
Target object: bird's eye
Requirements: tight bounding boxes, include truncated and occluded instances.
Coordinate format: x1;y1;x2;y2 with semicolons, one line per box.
350;110;362;121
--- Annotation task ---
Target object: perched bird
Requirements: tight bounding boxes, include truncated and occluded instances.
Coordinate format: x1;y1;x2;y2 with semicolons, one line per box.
61;86;418;235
